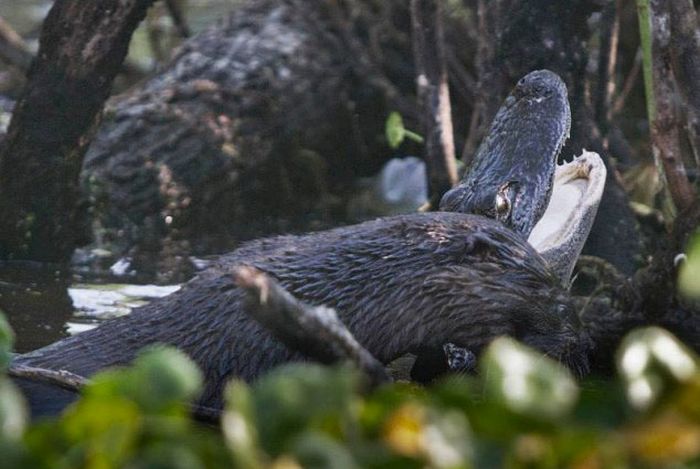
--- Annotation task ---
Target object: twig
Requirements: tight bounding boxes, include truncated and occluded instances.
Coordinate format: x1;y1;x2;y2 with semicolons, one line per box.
460;0;500;165
9;363;222;423
163;0;190;38
445;48;476;107
594;0;621;132
612;48;642;117
410;0;458;207
668;0;700;167
0;16;33;73
233;265;390;388
8;364;87;393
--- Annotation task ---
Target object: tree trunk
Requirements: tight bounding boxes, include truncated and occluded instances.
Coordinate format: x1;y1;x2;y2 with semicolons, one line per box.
0;0;155;264
466;0;643;275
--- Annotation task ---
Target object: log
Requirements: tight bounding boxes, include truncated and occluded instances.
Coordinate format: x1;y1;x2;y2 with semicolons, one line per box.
79;0;417;281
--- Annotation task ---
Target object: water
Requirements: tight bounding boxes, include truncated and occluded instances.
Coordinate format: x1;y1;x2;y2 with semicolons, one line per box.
0;261;181;353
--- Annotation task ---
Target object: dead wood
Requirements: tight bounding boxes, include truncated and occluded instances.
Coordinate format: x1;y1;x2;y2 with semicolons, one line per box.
78;0;423;281
234;265;390;388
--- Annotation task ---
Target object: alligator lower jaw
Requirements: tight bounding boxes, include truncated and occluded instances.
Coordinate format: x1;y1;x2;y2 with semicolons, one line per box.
527;150;607;285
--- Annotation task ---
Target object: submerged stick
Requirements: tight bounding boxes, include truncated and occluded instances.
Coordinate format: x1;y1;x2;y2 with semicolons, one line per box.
9;363;221;423
8;364;87;393
233;265;390;388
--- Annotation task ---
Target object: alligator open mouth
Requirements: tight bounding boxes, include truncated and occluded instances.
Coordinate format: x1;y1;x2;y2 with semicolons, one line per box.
528;150;607;283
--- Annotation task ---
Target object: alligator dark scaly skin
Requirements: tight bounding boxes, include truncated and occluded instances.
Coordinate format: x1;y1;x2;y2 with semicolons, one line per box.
440;70;571;236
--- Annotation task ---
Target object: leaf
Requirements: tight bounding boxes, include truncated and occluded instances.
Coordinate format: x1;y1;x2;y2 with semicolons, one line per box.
251;364;359;455
84;346;202;414
223;380;264;468
0;310;14;372
386;112;406;149
481;337;579;421
0;378;26;439
679;232;700;299
617;327;698;411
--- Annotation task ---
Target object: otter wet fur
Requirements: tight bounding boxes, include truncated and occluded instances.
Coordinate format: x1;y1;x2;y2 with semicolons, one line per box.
15;213;589;412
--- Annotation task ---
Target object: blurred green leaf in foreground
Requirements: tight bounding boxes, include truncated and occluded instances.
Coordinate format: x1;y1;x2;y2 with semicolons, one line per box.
679;231;700;300
4;307;700;467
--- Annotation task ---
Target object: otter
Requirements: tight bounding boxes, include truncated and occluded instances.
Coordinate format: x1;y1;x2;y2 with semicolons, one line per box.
16;213;588;410
14;70;602;414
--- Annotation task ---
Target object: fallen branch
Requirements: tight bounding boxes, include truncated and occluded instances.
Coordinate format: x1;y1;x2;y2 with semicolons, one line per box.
8;364;87;393
233;265;390;388
9;362;221;423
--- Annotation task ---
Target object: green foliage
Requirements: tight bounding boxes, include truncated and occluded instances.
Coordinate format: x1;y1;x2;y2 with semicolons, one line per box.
13;346;229;469
481;337;578;422
679;232;700;300
385;112;424;149
5;308;700;467
0;309;14;371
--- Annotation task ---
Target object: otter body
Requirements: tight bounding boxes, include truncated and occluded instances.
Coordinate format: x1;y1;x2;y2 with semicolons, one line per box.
16;212;586;410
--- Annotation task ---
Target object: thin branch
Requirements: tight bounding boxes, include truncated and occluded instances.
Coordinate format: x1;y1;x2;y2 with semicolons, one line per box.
612;48;642;117
460;0;501;166
9;363;222;423
595;0;621;131
411;0;458;206
163;0;190;38
233;266;390;388
668;0;700;167
8;364;87;393
0;16;33;73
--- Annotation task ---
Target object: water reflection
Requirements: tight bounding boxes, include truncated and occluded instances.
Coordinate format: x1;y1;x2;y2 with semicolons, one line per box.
0;263;72;353
0;262;180;354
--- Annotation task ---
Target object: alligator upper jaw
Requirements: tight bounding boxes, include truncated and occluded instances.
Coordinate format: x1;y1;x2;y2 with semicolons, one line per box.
527;150;607;285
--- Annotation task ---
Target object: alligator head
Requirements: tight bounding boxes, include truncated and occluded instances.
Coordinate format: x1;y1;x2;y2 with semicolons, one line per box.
439;69;605;284
440;69;571;235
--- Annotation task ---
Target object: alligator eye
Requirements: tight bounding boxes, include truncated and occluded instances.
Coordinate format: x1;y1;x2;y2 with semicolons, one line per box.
495;192;510;216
